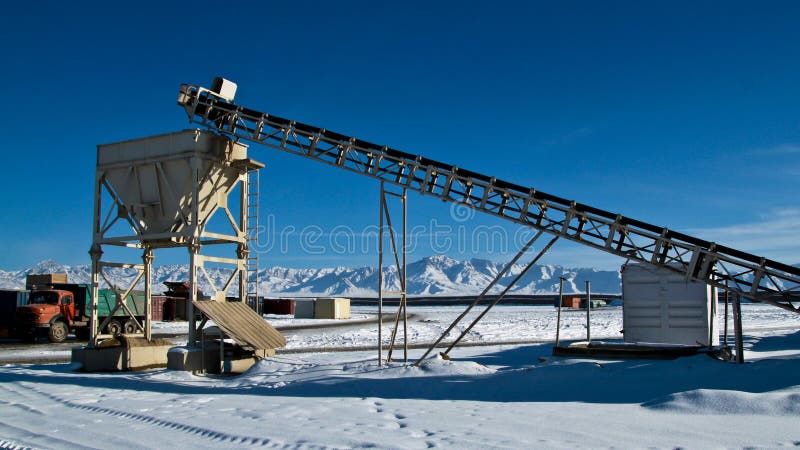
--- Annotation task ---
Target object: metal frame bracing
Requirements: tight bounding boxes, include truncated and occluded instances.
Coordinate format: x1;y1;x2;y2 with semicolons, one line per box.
90;135;261;346
177;83;800;313
415;231;559;365
377;181;408;365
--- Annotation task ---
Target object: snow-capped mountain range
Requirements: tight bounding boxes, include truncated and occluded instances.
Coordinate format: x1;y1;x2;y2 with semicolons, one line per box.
0;257;622;296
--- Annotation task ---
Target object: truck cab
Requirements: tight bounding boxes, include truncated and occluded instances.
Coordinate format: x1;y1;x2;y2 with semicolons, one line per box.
14;289;75;342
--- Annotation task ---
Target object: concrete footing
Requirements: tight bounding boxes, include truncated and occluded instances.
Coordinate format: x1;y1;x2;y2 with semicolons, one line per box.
71;337;173;371
71;337;272;374
552;341;709;360
166;343;270;374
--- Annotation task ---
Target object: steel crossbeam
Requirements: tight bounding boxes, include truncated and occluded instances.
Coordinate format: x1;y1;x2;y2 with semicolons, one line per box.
178;83;800;312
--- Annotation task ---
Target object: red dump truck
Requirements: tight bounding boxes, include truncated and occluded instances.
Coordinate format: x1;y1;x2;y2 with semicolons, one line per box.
13;283;146;343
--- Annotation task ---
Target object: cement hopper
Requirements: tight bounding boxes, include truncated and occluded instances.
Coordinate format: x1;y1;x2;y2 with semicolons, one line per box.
98;129;252;244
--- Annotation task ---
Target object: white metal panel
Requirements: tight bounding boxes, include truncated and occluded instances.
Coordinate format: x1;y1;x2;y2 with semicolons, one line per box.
211;77;238;102
192;300;286;350
97;129;249;236
622;263;718;346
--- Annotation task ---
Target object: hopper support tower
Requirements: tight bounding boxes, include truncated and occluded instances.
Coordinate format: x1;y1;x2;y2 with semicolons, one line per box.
89;129;263;346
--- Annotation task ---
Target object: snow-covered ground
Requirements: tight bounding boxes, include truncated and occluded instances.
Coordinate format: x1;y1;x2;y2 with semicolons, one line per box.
284;304;625;350
1;304;799;448
159;302;799;350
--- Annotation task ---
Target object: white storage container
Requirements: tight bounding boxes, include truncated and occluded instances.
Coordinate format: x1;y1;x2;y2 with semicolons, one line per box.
622;263;718;346
314;298;350;319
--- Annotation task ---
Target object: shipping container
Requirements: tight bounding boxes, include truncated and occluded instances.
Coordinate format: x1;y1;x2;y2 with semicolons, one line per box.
0;290;28;335
560;296;582;308
263;299;295;315
26;273;68;289
294;299;315;319
151;296;185;321
581;299;607;309
151;295;167;321
621;263;718;346
315;298;350;319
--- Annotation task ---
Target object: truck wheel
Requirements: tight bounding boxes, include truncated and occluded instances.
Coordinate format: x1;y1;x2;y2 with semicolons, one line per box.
106;319;122;336
48;321;68;343
123;319;139;334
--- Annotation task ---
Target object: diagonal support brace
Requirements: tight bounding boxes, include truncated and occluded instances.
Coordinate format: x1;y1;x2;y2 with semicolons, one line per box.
414;230;548;365
440;235;560;358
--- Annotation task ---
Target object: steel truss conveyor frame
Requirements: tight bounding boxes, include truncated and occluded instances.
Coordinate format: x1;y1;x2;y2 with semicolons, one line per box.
177;83;800;314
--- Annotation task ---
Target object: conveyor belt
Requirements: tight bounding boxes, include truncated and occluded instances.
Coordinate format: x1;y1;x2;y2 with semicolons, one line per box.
177;83;800;313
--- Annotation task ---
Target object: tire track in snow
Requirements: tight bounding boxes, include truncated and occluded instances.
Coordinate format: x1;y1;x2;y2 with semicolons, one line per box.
0;383;44;409
16;383;326;450
0;421;96;450
0;384;47;416
0;438;36;450
0;399;45;416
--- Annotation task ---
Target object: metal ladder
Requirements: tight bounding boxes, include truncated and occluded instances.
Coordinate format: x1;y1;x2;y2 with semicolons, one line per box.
245;168;260;313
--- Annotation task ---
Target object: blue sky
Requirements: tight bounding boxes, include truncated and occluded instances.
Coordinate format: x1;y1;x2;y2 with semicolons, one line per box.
0;1;798;271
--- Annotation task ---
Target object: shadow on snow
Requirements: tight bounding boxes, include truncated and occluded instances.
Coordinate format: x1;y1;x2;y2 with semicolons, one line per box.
1;330;798;405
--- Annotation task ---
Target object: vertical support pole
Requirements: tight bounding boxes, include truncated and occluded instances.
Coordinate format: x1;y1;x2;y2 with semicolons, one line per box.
219;329;224;374
188;156;201;346
402;188;408;363
88;170;103;347
200;328;205;374
708;282;716;348
555;276;564;347
189;245;199;345
384;187;408;364
733;293;744;364
143;247;154;341
723;281;729;346
585;280;591;343
377;181;384;366
89;247;102;347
